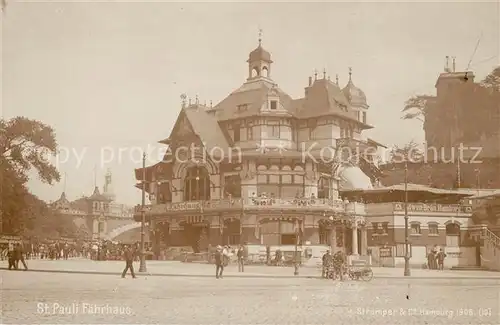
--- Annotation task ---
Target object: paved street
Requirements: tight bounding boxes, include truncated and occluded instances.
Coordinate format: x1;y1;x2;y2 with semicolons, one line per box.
2;268;499;324
3;258;500;279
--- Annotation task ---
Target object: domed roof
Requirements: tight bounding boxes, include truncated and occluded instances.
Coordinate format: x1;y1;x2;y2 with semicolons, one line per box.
338;166;373;190
248;43;272;63
342;69;367;107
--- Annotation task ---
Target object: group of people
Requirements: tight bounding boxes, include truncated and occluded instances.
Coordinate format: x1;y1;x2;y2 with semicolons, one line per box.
321;249;347;280
213;245;245;279
7;243;28;271
427;247;447;270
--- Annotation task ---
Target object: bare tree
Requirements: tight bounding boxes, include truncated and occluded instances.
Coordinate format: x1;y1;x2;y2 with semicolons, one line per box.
389;140;424;164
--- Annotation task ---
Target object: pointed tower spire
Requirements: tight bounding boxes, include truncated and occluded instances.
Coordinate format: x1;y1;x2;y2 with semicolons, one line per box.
336;74;339;86
63;172;67;193
258;28;262;46
348;67;352;82
323;68;326;79
93;165;97;188
314;69;318;80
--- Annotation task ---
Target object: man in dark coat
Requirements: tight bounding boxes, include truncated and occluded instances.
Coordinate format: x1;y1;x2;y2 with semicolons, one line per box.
321;250;331;278
121;245;136;278
437;248;447;270
14;243;28;270
237;245;245;272
214;245;224;279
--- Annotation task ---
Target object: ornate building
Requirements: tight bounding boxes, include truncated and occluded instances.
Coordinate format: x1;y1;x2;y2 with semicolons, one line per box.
134;39;385;261
52;170;134;241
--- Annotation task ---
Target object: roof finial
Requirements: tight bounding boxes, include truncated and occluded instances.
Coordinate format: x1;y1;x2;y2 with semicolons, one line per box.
335;74;339;85
258;28;262;46
195;95;199;104
348;67;352;81
323;68;326;79
180;93;187;108
210;100;213;108
314;69;318;80
445;56;450;72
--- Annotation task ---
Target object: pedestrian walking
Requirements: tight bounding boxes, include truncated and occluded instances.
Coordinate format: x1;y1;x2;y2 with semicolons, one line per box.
121;245;136;278
214;245;224;279
14;243;28;270
237;245;245;272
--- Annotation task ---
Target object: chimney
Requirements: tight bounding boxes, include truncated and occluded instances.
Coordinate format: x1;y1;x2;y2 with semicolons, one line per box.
308;76;312;86
445;56;450;72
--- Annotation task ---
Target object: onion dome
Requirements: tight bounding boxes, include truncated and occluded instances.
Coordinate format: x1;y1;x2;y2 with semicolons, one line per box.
247;40;272;63
342;68;367;107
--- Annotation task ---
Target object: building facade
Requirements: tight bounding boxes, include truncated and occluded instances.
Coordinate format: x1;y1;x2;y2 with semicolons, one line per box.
135;40;385;261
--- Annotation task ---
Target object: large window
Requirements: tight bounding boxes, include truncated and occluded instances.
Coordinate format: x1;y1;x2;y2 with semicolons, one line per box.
224;175;241;198
268;125;280;138
317;177;331;199
410;222;421;235
428;222;439;235
260;220;300;245
257;174;304;198
184;166;210;201
446;223;460;247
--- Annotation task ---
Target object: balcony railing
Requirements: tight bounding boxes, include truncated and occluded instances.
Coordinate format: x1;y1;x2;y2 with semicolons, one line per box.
247;197;345;211
134;197;345;215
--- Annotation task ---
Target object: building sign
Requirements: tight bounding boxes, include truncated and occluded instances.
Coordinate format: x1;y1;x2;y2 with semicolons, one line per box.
394;203;472;213
150;199;243;214
379;247;392;258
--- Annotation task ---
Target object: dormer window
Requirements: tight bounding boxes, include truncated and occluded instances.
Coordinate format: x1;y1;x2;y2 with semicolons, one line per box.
237;104;248;112
270;100;277;110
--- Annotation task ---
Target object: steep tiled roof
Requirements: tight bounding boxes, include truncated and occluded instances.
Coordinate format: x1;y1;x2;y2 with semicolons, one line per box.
295;79;371;128
215;79;294;121
183;106;230;151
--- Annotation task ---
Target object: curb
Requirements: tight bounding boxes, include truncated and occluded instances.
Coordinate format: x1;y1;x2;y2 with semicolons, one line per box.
2;268;500;280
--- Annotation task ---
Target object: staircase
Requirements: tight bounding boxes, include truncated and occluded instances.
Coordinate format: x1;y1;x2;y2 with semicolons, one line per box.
473;225;500;271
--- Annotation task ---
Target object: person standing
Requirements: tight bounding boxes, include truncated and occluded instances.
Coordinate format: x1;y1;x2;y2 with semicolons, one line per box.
237;245;245;272
321;250;331;278
14;243;28;270
214;245;224;279
7;242;16;270
437;248;447;270
121;245;136;278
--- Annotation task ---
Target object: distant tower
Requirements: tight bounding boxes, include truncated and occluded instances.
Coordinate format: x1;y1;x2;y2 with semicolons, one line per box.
247;29;273;80
103;169;115;201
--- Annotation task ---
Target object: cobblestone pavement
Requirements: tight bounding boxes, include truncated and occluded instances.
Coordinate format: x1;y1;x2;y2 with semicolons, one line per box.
5;258;500;279
2;270;499;324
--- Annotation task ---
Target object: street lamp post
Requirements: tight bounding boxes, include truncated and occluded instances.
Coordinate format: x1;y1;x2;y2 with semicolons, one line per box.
294;218;299;276
403;160;411;276
139;152;147;273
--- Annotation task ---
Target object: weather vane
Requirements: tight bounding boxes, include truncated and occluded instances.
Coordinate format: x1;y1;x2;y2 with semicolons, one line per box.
258;28;263;45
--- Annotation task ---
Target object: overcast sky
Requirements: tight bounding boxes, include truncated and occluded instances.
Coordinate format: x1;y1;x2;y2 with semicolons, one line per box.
2;1;499;205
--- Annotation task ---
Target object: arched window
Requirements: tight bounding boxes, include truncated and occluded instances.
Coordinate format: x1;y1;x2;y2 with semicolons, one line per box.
317;177;331;199
446;223;460;247
262;66;269;78
184;166;211;201
251;67;259;78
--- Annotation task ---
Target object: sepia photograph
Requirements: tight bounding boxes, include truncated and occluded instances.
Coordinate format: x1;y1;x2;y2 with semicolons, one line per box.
1;1;499;324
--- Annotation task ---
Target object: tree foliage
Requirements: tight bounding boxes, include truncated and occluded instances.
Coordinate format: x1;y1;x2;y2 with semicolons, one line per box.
401;95;434;122
1;117;60;184
480;66;500;90
1;117;61;235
